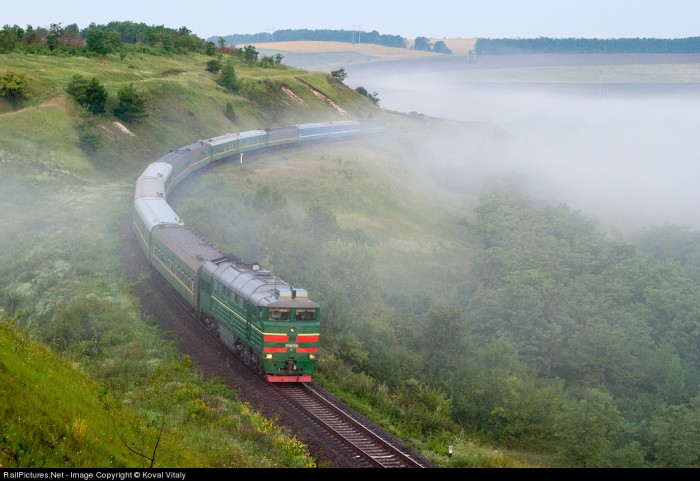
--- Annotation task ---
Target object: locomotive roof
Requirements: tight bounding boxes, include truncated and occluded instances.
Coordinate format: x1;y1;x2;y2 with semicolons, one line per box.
203;258;319;309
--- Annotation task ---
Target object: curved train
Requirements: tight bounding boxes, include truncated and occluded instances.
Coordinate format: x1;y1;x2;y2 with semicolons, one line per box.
133;119;385;382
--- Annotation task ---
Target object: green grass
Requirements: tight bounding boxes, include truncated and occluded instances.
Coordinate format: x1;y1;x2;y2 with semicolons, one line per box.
0;318;135;468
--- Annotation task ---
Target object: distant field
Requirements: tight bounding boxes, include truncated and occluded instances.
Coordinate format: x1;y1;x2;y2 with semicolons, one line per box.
241;40;437;58
240;40;442;72
240;39;700;78
245;39;477;56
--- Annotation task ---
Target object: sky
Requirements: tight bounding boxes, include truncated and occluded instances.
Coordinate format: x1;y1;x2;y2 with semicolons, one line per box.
4;0;699;41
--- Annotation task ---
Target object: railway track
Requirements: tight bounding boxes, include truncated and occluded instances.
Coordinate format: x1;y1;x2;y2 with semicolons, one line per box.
273;383;430;468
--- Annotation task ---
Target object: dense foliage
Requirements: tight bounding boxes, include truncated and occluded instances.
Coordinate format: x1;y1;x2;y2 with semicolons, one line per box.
183;166;700;466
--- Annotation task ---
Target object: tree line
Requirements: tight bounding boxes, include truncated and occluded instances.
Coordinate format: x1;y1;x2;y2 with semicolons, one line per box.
476;36;700;54
0;21;216;56
217;29;453;54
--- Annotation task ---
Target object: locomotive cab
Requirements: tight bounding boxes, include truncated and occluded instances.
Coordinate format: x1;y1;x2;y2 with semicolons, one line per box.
263;300;320;383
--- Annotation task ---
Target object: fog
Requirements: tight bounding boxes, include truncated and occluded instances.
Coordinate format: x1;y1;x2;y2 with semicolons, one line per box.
344;59;700;232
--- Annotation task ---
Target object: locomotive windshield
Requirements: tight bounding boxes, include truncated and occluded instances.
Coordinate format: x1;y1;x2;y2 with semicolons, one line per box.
295;309;316;321
268;308;316;321
268;308;290;321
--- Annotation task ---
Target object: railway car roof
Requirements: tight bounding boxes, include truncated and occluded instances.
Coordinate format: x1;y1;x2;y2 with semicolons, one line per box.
134;197;183;231
159;141;211;163
134;177;166;201
207;130;267;147
151;225;222;271
139;161;173;180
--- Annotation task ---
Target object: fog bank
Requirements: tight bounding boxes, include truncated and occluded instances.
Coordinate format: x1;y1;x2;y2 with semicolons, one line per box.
345;60;700;231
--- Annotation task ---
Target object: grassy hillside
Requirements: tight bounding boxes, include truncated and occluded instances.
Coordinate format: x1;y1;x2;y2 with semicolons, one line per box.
0;51;377;176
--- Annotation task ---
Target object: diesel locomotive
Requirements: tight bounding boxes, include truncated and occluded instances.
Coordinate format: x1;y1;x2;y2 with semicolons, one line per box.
133;119;385;382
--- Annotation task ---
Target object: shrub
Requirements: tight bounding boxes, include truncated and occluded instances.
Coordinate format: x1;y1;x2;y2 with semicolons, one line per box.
113;83;148;123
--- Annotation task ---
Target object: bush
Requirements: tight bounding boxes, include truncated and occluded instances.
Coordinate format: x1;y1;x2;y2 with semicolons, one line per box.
218;59;239;92
224;101;236;122
113;83;148;123
79;127;102;155
0;71;29;109
66;75;107;114
205;58;221;73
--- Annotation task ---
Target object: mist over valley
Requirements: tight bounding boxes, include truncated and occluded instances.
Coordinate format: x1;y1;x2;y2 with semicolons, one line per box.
342;54;700;232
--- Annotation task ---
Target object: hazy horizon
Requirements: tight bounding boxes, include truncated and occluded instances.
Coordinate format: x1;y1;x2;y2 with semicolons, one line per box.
5;1;700;41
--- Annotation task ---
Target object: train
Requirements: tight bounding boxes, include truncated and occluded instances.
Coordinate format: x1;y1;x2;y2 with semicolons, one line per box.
133;118;385;382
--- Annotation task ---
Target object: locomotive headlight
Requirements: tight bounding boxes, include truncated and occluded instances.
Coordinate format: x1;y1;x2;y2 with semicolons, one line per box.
290;327;296;333
264;354;273;360
309;354;317;360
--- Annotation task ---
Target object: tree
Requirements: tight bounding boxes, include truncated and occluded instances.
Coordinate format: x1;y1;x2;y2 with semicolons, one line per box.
86;27;122;55
113;83;148;123
82;77;107;114
242;44;258;62
0;25;24;52
67;75;107;114
649;403;699;467
218;59;239;92
555;388;622;467
331;68;347;82
432;40;452;54
205;58;221;73
0;71;29;109
421;303;469;384
414;36;432;51
355;86;380;105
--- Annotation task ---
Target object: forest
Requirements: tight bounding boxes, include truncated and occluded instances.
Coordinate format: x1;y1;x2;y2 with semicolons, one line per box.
179;164;700;467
